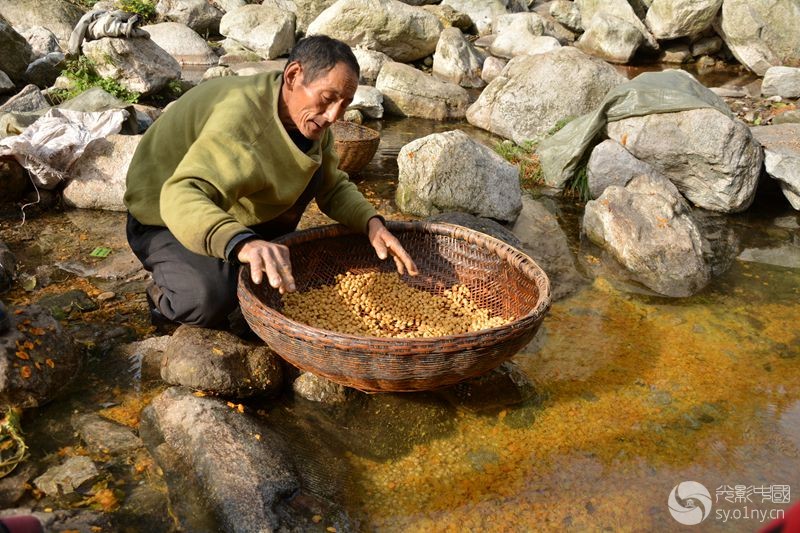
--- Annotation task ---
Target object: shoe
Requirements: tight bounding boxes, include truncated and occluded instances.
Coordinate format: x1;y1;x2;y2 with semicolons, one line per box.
145;283;177;332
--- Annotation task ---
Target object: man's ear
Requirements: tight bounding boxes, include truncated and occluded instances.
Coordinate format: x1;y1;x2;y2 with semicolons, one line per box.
283;61;303;89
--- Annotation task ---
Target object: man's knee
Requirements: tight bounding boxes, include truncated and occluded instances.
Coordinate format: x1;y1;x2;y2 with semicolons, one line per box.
160;283;238;328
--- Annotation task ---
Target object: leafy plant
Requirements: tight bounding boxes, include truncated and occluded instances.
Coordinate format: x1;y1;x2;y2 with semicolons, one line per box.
565;164;590;202
117;0;157;22
51;56;140;104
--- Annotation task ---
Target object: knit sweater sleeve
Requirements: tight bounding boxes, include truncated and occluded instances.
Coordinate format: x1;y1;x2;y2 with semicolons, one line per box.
160;128;268;259
314;130;378;232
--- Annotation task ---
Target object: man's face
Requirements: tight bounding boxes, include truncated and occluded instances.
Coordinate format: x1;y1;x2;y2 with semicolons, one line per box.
284;61;358;140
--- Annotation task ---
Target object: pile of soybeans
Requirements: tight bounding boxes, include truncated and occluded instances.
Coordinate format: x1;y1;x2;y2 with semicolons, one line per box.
281;271;513;338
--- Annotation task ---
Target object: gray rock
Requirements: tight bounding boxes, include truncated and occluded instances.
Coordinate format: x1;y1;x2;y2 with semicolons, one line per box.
0;0;84;44
0;19;32;84
201;65;236;81
396;130;522;222
584;174;712;297
467;47;626;145
20;26;61;59
351;47;393;85
432;27;485;88
773;110;800;125
576;0;658;50
348;85;383;119
691;35;723;57
441;0;510;35
161;325;283;397
139;387;300;532
33;456;99;497
71;413;143;455
292;0;337;34
0;463;36;508
293;372;352;404
112;335;170;384
63;134;140;211
0;71;13;94
761;66;800;99
491;25;561;59
659;42;692;64
709;86;747;98
421;4;475;32
645;0;722;40
307;0;442;62
692;210;741;277
738;244;800;269
426;211;523;247
83;37;182;96
342;109;363;123
0;85;50;114
219;5;295;60
24;52;64;89
142;22;219;66
481;56;507;84
376;62;470;120
607;108;763;213
751;124;800;210
58;87;139;134
550;0;582;32
35;509;111;532
576;11;644;64
715;0;800;76
510;196;583;300
155;0;224;35
587;139;665;199
493;12;545;35
0;304;82;408
436;361;539;414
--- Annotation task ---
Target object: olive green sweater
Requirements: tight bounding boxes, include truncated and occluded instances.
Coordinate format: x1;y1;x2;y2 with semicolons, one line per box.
124;71;377;259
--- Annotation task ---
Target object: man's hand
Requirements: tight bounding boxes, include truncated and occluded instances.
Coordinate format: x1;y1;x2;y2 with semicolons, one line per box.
367;217;419;276
236;239;296;294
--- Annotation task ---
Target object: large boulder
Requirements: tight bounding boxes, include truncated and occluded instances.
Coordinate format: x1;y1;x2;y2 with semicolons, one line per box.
160;326;283;397
586;139;666;199
376;62;470;120
293;0;337;34
155;0;224;35
24;52;64;89
441;0;510;35
0;0;84;44
142;22;218;66
751;124;800;210
576;0;658;49
493;12;545;35
20;26;60;60
645;0;722;40
396;130;522;222
576;12;644;64
0;19;32;84
761;66;800;99
82;37;181;96
715;0;800;76
306;0;442;63
219;5;295;60
490;15;561;59
351;47;393;85
0;71;13;95
432;27;485;88
0;84;49;114
549;0;582;32
467;47;625;145
348;85;383;119
606;108;763;213
62;134;140;211
421;4;474;32
0;304;82;408
139;387;301;532
583;174;712;297
510;196;584;300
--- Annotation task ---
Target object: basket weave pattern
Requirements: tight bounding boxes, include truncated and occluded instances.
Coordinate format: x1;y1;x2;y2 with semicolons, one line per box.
331;121;380;175
238;221;551;392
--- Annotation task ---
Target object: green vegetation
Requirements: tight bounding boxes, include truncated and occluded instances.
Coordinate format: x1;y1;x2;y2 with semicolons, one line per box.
117;0;157;22
51;56;140;104
566;164;590;202
493;139;542;193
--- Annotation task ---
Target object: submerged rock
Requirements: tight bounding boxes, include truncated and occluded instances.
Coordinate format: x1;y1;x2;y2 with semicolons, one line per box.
71;413;144;456
161;325;283;398
293;372;352;404
33;456;99;497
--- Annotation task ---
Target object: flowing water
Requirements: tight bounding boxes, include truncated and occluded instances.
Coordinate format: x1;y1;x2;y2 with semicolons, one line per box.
0;72;798;531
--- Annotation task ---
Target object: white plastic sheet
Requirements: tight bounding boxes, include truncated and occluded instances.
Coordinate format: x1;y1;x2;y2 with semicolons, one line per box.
0;108;127;189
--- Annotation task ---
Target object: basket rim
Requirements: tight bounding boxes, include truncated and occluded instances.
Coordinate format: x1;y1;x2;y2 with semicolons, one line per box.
331;121;380;143
238;220;552;345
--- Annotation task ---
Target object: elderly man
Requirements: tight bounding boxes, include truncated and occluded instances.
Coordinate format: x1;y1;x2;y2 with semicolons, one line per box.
124;35;417;329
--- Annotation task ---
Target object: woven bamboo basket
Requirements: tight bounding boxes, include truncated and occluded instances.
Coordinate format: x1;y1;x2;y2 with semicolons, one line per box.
238;221;551;392
331;121;380;175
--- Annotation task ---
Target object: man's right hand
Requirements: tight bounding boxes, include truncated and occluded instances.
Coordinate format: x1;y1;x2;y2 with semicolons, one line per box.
236;239;296;294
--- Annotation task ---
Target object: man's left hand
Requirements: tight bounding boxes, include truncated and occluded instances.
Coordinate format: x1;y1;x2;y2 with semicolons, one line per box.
367;217;418;276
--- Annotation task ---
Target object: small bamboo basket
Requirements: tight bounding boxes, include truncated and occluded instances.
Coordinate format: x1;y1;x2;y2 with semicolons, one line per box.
331;121;380;175
238;221;551;392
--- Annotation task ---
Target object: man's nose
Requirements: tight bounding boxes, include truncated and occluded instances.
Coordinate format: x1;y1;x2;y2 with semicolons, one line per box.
323;102;345;123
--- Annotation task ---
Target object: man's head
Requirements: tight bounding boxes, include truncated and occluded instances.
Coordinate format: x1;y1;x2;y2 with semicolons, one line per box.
280;36;360;140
